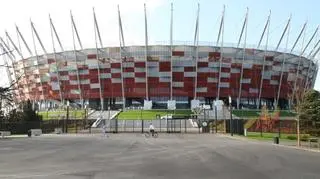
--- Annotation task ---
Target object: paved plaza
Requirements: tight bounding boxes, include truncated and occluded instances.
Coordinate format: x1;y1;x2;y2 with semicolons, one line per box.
1;134;320;179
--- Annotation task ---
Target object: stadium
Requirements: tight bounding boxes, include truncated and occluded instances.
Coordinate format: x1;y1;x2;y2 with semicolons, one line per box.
0;5;319;111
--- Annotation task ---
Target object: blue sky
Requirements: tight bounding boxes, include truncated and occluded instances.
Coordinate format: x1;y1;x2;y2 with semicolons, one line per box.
0;0;319;90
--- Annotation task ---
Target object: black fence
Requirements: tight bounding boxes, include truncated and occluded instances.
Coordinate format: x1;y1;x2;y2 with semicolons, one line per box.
0;119;95;135
0;118;220;134
0;118;249;136
108;118;200;133
225;119;245;135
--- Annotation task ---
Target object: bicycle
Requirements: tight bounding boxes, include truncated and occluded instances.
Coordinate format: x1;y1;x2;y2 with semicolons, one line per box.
145;131;158;138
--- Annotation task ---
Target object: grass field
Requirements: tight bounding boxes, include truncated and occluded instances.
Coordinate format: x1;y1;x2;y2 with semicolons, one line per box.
246;132;310;141
38;110;86;120
117;110;193;120
233;110;296;118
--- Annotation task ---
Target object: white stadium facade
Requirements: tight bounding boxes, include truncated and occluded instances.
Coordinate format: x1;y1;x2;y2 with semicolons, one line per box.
0;4;319;111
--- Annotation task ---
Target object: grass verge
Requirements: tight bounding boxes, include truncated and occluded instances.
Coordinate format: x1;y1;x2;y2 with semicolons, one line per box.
37;110;85;120
233;110;296;118
117;110;193;120
246;132;310;141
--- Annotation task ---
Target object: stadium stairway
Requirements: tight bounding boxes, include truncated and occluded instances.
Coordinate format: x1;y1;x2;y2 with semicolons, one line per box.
89;110;120;128
197;105;239;121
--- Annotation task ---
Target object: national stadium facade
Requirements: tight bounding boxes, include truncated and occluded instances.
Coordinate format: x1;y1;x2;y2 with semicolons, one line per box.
0;4;319;110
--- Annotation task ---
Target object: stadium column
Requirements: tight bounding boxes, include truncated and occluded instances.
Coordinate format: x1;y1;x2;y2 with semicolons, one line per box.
257;11;271;109
304;60;313;94
49;15;64;104
0;45;15;98
193;3;200;100
303;38;320;94
16;25;33;58
71;11;86;108
118;5;126;110
119;50;125;110
276;16;292;109
16;29;33;106
0;42;24;103
237;8;249;109
216;5;225;101
287;22;308;106
144;4;149;101
286;21;307;107
170;3;173;100
0;45;13;84
311;65;319;89
15;25;34;102
291;26;319;105
5;32;33;105
30;20;50;109
287;21;307;100
305;42;320;92
273;14;291;108
93;8;104;111
0;43;21;100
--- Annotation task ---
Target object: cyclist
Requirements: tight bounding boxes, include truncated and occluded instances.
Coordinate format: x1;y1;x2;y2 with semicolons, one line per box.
102;125;108;137
149;122;155;136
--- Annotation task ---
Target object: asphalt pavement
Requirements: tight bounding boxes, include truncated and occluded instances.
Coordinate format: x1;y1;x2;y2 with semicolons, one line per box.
0;134;320;179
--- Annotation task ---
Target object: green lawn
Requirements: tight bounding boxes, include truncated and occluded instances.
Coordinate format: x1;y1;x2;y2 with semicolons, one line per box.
38;110;85;120
279;111;297;117
233;110;296;118
246;132;309;141
117;110;193;120
233;110;258;117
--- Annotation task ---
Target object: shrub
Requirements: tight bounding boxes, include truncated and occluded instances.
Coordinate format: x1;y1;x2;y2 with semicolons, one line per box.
309;138;319;143
308;129;320;137
300;134;310;141
286;135;297;140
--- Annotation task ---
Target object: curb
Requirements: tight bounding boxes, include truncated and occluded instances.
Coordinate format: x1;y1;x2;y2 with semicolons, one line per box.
217;134;320;153
272;144;320;153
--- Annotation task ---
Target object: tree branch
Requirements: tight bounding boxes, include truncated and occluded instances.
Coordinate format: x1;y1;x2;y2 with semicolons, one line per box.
0;64;13;68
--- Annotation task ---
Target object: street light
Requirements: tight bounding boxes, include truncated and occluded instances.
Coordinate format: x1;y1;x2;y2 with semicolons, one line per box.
229;96;233;136
214;100;218;133
84;104;87;119
84;104;87;129
46;109;49;120
108;106;111;125
65;101;69;133
140;106;144;133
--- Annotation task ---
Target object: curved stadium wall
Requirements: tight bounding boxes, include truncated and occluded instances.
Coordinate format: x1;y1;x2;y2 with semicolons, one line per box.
11;45;318;109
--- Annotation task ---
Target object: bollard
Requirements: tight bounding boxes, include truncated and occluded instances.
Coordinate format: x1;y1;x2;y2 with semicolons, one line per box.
273;136;279;144
27;130;32;137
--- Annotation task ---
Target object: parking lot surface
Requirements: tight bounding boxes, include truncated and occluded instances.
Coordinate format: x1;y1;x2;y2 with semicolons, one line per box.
1;134;320;179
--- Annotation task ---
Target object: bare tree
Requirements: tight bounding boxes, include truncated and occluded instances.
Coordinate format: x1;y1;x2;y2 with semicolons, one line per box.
0;74;23;110
287;82;304;147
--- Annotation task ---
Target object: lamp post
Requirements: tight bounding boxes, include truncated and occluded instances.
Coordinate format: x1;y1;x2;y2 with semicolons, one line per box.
65;101;69;133
85;104;88;119
278;113;281;139
84;104;87;129
46;109;49;120
297;115;300;147
229;96;233;136
214;100;218;133
140;106;144;133
108;106;111;125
